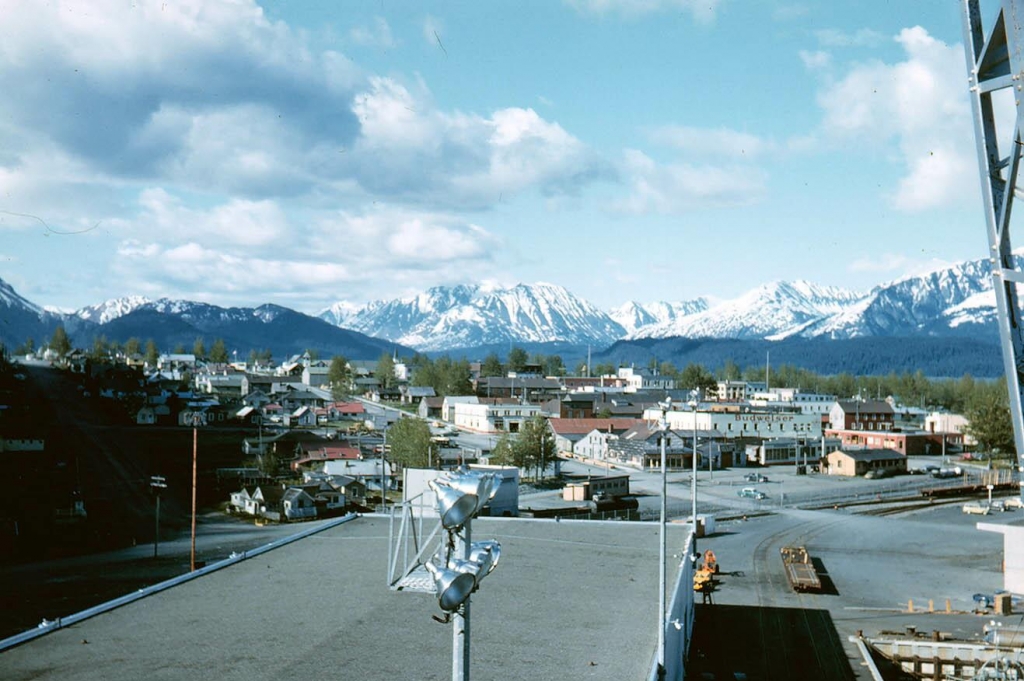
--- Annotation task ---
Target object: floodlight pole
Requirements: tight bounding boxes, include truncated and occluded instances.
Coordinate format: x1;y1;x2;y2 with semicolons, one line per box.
190;414;199;572
657;413;667;675
691;401;698;553
453;519;471;681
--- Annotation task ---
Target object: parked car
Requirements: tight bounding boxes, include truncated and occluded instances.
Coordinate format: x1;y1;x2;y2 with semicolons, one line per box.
1005;497;1024;509
745;473;769;483
737;487;767;500
864;469;891;479
990;500;1007;512
963;501;991;515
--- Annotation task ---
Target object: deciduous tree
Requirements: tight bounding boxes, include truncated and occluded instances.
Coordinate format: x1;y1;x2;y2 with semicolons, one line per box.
387;417;433;469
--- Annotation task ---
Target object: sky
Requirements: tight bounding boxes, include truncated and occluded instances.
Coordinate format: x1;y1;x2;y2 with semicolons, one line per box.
0;0;993;315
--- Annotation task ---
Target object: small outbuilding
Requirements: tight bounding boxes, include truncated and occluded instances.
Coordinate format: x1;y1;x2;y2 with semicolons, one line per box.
825;448;907;477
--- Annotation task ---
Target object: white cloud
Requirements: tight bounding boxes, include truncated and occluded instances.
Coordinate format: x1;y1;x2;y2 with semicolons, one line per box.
346;77;610;206
110;194;503;309
649;125;774;159
612;149;766;214
816;27;974;211
799;49;831;70
136;188;289;247
350;17;396;49
815;28;885;48
565;0;721;22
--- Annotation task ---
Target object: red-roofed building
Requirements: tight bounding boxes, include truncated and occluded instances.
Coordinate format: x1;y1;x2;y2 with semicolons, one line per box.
549;418;640;456
291;444;362;471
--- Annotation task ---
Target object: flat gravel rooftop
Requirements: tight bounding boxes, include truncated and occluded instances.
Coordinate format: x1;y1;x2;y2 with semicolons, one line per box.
2;515;691;681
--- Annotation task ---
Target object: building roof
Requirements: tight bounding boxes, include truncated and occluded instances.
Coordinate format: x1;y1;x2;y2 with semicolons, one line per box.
1;516;686;681
834;448;906;462
549;418;639;436
835;400;894;414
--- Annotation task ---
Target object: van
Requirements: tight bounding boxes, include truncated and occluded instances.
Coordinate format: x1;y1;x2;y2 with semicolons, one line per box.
963;501;990;515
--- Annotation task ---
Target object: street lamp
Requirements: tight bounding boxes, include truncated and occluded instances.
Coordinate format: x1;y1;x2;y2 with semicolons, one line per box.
656;396;671;675
689;392;699;541
150;475;166;558
190;411;202;572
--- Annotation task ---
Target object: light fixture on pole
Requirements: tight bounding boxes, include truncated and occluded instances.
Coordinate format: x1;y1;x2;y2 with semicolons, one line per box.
656;396;671;676
150;475;166;559
424;468;502;681
689;391;699;555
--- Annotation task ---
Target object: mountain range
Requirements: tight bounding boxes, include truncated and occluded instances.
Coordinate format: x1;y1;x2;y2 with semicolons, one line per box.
0;255;1006;375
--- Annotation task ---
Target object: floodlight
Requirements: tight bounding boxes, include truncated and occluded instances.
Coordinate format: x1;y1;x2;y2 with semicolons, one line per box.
467;540;501;581
429;479;478;529
425;560;476;612
441;471;499;515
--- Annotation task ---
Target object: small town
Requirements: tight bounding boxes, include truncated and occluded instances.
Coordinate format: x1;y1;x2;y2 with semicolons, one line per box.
7;2;1024;680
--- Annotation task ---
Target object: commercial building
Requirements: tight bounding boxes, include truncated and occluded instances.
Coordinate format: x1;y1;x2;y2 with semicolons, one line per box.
825;448;907;476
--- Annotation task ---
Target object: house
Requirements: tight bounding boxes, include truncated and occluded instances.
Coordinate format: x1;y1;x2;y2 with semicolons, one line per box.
441;395;479;422
607;422;694;470
242;390;272;410
549;418;640;456
302;363;331;390
279;389;325;412
825;448;907;477
250;485;286;518
285;405;318;428
400;386;436;405
418;396;444;420
322;459;394;490
829;400;895;432
281;487;318;520
291;444;361;471
616;366;675;392
136;406;157;425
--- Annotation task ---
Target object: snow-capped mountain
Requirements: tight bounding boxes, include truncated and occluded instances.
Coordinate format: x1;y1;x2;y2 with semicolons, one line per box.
795;259;994;339
321;282;626;352
75;296;151;324
629;281;865;340
610;299;709;336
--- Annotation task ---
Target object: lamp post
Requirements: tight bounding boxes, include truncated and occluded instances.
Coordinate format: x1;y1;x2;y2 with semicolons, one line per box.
690;395;698;540
150;475;166;558
657;397;671;675
190;412;201;572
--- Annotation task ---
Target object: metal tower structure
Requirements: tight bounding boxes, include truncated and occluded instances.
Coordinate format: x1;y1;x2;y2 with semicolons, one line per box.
963;0;1024;463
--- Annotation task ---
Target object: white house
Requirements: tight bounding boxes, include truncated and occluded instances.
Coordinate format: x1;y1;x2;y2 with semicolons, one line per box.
453;401;543;434
441;395;479;422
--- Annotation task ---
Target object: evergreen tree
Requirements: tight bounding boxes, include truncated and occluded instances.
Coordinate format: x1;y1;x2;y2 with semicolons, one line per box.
376;352;396;392
124;337;141;357
965;388;1016;457
193;337;206;360
209;339;229;363
480;353;504;378
328;355;352;401
145;339;159;367
49;325;72;357
507;346;528;374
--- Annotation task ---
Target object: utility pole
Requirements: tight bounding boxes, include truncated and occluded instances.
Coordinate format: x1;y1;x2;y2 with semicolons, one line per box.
150;475;167;558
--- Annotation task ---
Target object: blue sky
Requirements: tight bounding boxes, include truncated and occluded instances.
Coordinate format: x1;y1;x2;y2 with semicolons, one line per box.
0;1;984;314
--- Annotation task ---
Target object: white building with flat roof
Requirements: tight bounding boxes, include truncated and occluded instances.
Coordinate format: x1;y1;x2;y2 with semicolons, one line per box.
453;401;543;434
